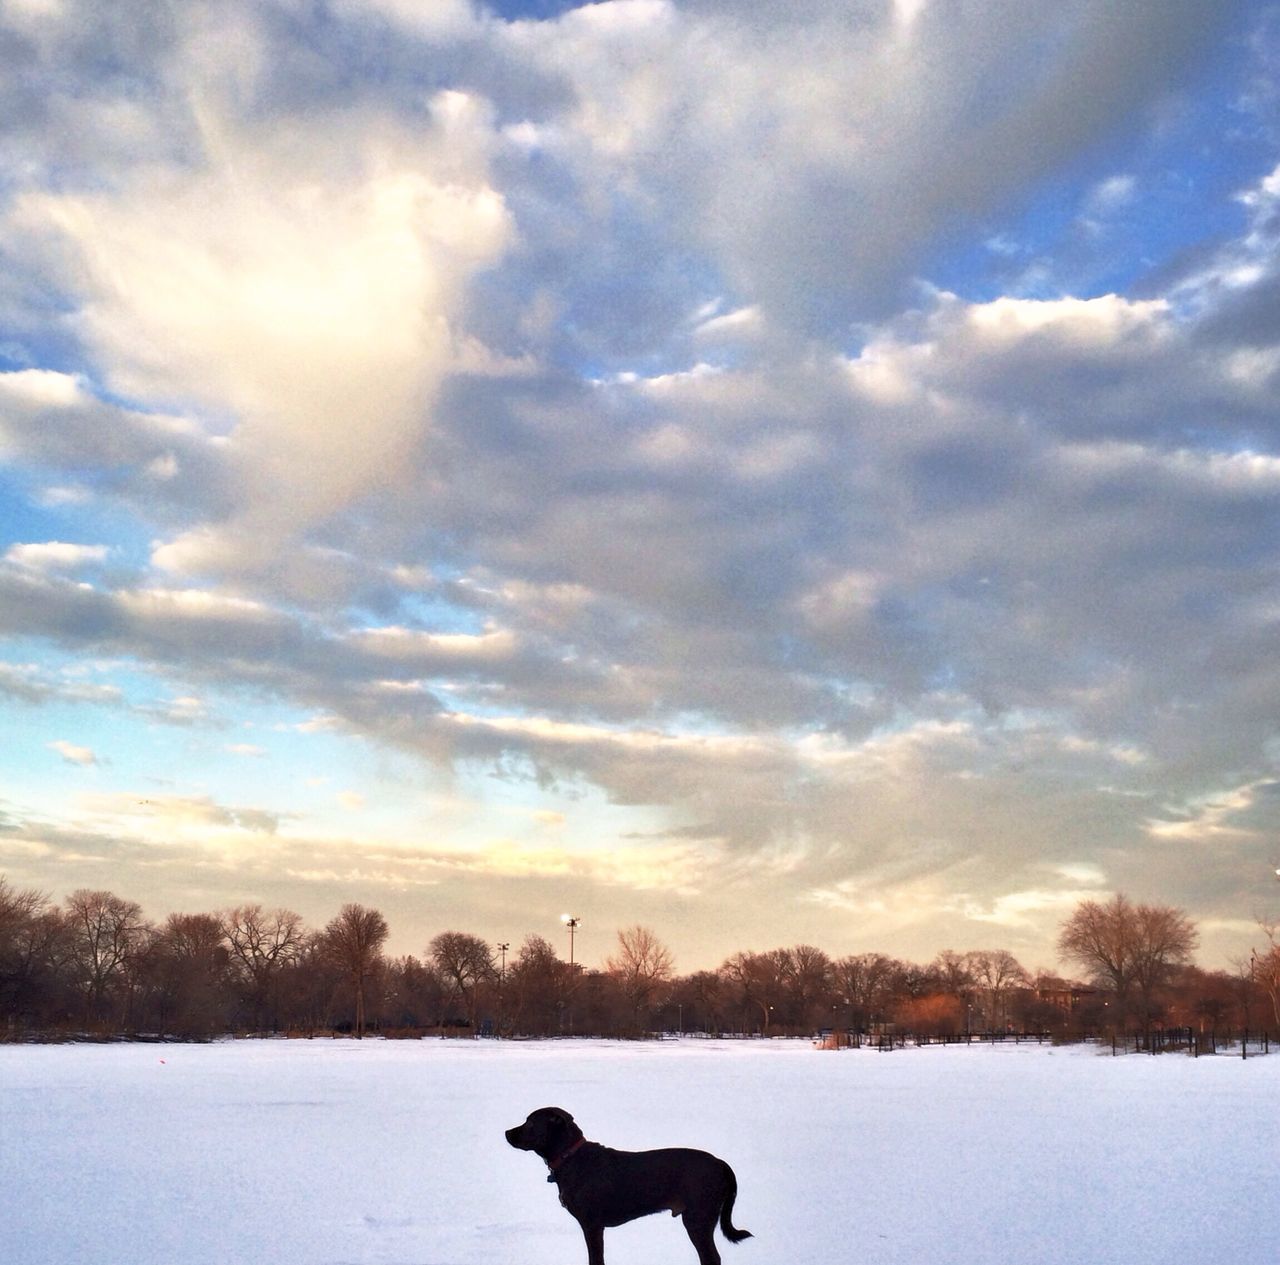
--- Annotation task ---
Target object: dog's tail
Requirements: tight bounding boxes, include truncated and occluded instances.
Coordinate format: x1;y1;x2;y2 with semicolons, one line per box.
719;1167;753;1245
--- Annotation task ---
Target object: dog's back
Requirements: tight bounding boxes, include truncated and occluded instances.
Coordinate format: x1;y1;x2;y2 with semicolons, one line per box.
572;1144;740;1227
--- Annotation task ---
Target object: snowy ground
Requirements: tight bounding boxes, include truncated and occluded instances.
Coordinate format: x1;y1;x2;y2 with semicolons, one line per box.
1;1037;1277;1265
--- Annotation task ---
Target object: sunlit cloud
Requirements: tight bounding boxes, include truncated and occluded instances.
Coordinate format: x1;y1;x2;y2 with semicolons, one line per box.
5;542;109;570
47;741;99;768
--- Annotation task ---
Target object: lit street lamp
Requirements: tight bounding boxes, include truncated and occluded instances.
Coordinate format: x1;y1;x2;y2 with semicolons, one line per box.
561;914;580;968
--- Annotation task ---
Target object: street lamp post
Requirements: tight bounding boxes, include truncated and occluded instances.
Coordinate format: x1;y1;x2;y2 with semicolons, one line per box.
560;916;580;1037
561;914;580;968
496;942;510;1036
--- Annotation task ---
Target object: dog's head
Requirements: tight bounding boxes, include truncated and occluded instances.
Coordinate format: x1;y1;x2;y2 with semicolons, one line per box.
505;1106;583;1160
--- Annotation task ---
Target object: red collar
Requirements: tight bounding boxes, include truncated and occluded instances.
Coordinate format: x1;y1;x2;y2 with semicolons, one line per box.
546;1137;586;1177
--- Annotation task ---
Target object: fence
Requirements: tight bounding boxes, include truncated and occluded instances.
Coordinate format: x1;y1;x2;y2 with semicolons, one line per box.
815;1029;1052;1051
815;1027;1272;1056
1098;1027;1271;1058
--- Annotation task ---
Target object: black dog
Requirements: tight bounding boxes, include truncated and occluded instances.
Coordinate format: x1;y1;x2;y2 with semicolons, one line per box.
505;1106;752;1265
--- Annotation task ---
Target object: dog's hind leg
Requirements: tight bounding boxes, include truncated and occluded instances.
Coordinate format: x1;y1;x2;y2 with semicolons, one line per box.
681;1211;721;1265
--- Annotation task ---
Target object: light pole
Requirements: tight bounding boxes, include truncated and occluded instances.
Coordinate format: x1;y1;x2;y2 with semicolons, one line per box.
560;916;580;1037
561;914;580;968
496;942;510;1036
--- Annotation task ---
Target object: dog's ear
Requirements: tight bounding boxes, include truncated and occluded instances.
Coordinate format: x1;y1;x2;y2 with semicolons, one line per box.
531;1106;575;1127
536;1107;581;1143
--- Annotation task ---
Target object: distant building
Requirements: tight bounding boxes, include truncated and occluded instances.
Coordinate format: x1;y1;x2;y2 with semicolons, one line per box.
1034;977;1099;1013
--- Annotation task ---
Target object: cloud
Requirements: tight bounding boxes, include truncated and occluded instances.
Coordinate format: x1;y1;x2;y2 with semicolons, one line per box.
0;1;1276;967
1146;780;1274;844
2;264;1276;903
10;24;514;576
353;626;522;671
330;0;477;41
692;303;763;343
0;660;135;712
79;792;281;837
495;0;1229;330
47;740;98;767
1083;173;1138;219
225;743;266;758
5;541;108;570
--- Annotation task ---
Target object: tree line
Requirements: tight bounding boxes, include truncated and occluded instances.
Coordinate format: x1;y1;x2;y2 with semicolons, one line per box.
2;877;1278;1042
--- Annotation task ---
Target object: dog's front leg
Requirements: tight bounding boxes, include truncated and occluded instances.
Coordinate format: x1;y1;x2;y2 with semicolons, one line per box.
578;1219;605;1265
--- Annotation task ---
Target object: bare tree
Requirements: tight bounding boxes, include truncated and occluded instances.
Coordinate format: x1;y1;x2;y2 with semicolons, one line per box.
605;925;675;1025
1129;901;1200;1023
832;952;898;1031
63;889;148;1028
285;931;342;1033
383;955;447;1029
1252;920;1280;1026
1058;894;1197;1029
0;877;45;935
964;949;1030;1031
0;878;61;1029
149;913;232;1036
507;934;567;1035
323;904;389;1037
719;950;787;1034
429;931;496;1030
670;970;725;1034
932;950;976;997
783;944;834;1031
222;904;305;1032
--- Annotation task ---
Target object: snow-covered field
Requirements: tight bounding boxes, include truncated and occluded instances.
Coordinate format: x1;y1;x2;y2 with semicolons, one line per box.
2;1037;1276;1265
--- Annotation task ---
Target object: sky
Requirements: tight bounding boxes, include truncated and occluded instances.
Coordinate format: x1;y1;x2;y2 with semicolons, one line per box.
2;0;1279;975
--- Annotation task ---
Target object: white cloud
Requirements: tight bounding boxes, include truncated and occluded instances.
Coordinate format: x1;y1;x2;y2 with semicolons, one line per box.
960;886;1102;928
501;1;1227;328
1085;173;1137;214
354;626;520;667
330;0;476;40
117;588;274;624
77;792;280;838
13;75;513;577
163;697;209;724
47;740;98;767
693;304;764;342
1146;781;1268;844
0;368;86;409
1053;863;1108;887
5;542;109;570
